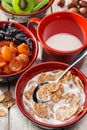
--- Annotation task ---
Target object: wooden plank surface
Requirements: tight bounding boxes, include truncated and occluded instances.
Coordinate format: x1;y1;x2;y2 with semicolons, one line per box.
0;0;87;130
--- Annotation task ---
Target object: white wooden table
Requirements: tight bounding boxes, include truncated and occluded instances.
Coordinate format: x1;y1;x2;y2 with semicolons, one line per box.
0;0;87;130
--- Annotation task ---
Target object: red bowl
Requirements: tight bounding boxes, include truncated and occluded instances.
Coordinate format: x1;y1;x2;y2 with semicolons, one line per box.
0;21;38;82
15;62;87;129
0;0;54;23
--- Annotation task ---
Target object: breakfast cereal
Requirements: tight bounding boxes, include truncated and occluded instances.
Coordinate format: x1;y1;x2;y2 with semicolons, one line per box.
0;93;5;102
0;90;15;116
2;97;15;108
0;109;7;117
23;69;85;124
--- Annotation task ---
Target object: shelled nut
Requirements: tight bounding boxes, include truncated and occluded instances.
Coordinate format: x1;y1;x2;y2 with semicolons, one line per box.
57;0;65;7
68;0;80;9
68;7;79;13
79;0;87;7
79;7;87;15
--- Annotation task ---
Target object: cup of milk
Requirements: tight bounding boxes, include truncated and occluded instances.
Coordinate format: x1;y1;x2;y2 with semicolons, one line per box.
28;11;87;66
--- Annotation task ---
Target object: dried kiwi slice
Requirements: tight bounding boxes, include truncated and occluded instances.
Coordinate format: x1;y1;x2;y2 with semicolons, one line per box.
1;1;15;13
12;0;34;14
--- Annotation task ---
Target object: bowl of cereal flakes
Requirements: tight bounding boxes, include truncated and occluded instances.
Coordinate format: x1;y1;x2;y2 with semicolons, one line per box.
0;21;38;82
15;62;87;129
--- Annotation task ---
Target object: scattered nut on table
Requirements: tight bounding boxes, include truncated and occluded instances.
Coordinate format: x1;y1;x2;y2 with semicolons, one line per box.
57;0;87;18
57;0;65;7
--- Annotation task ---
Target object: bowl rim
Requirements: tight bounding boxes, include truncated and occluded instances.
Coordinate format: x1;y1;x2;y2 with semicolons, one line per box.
0;0;54;16
0;21;38;78
15;61;87;128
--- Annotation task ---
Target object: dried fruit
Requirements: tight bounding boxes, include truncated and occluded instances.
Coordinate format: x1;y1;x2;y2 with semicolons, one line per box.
9;57;23;72
0;54;6;67
1;45;15;62
17;43;30;56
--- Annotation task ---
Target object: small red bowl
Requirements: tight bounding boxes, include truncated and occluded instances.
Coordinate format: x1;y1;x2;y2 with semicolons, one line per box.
0;21;38;82
15;62;87;129
0;0;54;23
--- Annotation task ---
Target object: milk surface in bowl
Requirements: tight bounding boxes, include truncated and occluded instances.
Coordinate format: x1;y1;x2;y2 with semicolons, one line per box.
23;69;85;124
46;33;82;51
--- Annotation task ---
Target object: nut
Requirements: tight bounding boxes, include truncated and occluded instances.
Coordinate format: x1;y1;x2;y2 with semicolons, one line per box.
69;7;79;13
68;2;77;9
79;0;87;7
79;7;87;15
57;0;65;7
68;0;79;9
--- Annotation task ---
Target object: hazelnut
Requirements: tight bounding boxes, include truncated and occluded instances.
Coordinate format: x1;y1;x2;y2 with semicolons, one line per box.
68;2;77;9
57;0;65;7
69;7;79;13
79;0;87;7
73;0;80;5
68;0;80;8
79;7;87;15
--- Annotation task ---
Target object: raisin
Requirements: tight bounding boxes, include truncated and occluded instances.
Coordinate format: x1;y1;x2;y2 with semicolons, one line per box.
0;33;4;41
26;38;33;52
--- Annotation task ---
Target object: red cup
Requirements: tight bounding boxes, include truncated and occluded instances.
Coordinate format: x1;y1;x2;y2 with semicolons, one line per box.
28;11;87;67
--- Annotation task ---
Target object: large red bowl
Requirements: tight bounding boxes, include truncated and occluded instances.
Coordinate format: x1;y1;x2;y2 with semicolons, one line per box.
0;21;38;82
15;62;87;129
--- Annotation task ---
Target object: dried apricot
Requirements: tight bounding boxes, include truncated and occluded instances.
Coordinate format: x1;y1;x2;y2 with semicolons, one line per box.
17;54;29;67
1;46;15;62
9;57;23;72
0;54;6;67
17;43;30;56
0;40;10;47
3;64;12;74
9;42;18;54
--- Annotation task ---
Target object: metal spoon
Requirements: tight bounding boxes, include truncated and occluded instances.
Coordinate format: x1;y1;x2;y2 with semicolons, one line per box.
33;48;87;103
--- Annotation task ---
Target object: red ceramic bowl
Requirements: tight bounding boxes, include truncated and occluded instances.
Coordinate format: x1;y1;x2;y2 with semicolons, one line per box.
0;0;54;23
15;62;87;129
0;21;38;82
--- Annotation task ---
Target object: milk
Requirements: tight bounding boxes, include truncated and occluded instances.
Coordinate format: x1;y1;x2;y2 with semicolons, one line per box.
23;70;85;125
46;33;82;51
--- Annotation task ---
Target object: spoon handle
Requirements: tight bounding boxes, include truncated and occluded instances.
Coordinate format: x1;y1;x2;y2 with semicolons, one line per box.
56;48;87;82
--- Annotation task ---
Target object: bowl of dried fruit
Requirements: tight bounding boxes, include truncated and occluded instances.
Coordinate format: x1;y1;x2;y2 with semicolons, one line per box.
0;0;54;23
0;21;38;82
15;62;87;129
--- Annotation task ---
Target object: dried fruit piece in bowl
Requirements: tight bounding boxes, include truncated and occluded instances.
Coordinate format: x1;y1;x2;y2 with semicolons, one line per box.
9;57;23;72
0;54;6;67
17;43;31;56
17;54;29;67
1;45;15;62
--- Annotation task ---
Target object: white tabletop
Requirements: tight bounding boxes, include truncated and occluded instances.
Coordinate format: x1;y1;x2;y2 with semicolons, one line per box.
0;0;87;130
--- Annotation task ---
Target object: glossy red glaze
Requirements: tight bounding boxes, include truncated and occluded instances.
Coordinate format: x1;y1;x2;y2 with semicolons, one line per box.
28;11;87;65
0;21;38;82
15;62;87;129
